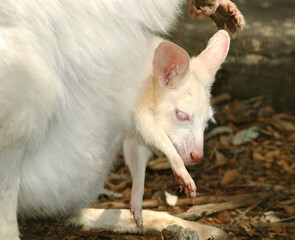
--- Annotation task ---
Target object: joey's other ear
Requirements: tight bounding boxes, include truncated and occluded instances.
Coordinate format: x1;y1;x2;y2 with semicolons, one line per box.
198;30;230;76
153;42;190;87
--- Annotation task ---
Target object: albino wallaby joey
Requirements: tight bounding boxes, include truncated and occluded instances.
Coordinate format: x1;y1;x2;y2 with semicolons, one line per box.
124;30;230;229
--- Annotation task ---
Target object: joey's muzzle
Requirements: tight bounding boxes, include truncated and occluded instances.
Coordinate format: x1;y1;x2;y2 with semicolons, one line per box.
190;151;203;164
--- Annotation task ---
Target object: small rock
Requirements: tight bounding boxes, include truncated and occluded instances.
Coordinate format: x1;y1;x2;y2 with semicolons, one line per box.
205;126;234;140
260;211;281;223
164;191;178;207
162;225;199;240
232;126;260;145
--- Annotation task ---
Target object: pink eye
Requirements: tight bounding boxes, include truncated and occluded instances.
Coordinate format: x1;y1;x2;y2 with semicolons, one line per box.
175;109;190;121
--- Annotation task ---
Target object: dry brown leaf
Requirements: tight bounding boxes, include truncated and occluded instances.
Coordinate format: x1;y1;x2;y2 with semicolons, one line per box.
277;160;295;174
217;211;232;224
271;227;284;234
215;150;227;166
253;152;265;161
221;169;239;185
265;150;280;158
286;131;295;140
273;114;295;131
257;177;265;182
278;202;295;217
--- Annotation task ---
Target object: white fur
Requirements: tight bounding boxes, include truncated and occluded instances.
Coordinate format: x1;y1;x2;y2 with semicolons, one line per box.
0;1;230;239
123;134;152;229
68;208;227;240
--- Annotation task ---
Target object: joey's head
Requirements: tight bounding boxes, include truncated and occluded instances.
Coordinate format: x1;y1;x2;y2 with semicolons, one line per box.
152;30;230;165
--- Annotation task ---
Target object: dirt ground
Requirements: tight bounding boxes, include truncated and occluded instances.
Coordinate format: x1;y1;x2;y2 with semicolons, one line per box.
19;94;295;240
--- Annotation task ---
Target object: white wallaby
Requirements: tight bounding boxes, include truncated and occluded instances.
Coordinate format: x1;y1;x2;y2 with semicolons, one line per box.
0;1;241;240
124;31;230;230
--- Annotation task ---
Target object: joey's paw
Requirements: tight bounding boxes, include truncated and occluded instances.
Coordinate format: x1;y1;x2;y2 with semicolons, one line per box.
210;0;245;35
179;179;197;198
130;201;143;231
189;0;220;19
174;168;197;198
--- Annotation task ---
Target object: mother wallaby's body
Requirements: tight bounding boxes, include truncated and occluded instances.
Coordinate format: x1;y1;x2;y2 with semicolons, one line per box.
0;2;185;238
1;0;180;217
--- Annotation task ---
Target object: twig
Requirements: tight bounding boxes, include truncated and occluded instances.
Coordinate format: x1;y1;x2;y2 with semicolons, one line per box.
251;222;295;229
101;188;123;198
92;201;129;209
228;182;295;194
240;198;266;217
93;193;269;209
211;93;231;105
174;192;269;220
280;216;295;222
210;221;295;234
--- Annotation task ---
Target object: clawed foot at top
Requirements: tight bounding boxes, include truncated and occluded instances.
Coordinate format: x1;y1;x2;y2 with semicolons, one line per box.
189;0;245;35
189;0;221;18
210;0;245;35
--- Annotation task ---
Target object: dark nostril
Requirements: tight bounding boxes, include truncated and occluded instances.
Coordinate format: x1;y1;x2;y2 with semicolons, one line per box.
190;152;203;162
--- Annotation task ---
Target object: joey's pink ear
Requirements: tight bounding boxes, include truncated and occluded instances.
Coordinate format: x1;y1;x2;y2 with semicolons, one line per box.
198;30;230;75
153;42;190;86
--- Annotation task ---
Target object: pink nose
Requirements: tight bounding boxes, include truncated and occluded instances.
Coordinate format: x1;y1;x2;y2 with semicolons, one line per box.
190;152;203;163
